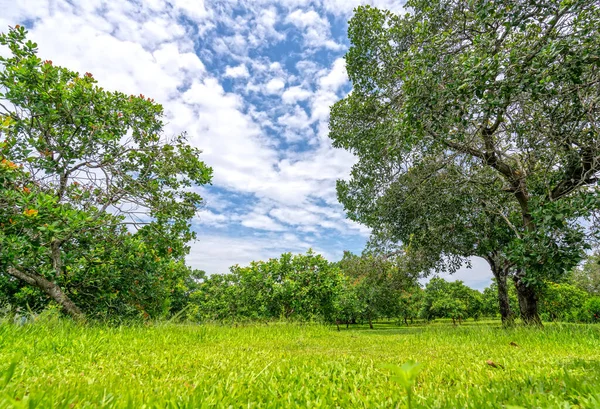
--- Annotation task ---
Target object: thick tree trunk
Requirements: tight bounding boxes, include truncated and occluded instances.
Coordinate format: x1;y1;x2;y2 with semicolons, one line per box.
485;254;515;326
513;273;542;326
7;266;85;321
513;189;542;326
496;273;514;326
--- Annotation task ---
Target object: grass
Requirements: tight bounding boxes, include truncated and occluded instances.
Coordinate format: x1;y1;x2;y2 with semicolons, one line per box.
1;317;599;408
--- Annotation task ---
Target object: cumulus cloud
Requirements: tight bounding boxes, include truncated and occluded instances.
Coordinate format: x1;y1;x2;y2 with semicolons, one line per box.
264;77;286;94
224;64;250;78
285;8;342;50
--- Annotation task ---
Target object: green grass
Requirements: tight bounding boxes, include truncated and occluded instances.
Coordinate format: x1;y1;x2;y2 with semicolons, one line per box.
1;317;599;408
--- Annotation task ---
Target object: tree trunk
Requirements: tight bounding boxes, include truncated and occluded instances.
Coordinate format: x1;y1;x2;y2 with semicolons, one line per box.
7;266;85;321
513;189;542;326
368;315;374;329
513;273;542;326
496;273;515;326
485;254;515;326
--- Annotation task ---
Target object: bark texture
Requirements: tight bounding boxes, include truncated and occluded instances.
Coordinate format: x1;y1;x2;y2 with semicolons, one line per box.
6;266;85;321
513;272;542;326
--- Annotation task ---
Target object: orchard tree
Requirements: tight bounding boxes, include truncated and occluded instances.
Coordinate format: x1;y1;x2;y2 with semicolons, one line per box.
538;282;589;322
571;252;600;295
338;251;417;328
330;0;600;324
421;278;482;324
366;158;522;324
0;26;212;319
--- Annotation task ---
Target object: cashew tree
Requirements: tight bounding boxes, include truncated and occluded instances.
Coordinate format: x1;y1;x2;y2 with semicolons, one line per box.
0;26;212;319
330;0;600;324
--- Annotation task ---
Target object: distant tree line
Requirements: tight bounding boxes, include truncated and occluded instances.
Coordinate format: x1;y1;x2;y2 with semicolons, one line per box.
180;251;600;326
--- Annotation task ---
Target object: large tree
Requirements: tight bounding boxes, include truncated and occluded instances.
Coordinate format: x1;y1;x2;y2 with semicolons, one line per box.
0;26;212;319
330;0;600;324
366;159;522;324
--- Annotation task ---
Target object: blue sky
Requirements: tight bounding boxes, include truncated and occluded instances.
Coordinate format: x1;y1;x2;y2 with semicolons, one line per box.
1;0;493;289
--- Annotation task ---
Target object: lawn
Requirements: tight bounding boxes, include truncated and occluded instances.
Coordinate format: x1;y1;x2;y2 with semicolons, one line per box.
1;317;599;408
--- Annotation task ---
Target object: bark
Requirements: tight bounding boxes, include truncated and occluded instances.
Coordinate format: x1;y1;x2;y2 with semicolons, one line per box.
368;315;374;329
50;240;63;278
485;254;515;326
6;266;85;321
514;184;542;326
496;273;515;326
513;273;542;326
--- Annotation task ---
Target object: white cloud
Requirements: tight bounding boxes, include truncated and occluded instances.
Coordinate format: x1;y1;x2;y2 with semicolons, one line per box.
319;58;348;91
224;64;250;78
285;8;342;50
282;86;312;104
264;77;286;94
422;257;493;291
240;213;288;231
187;233;326;275
171;0;209;21
195;210;229;227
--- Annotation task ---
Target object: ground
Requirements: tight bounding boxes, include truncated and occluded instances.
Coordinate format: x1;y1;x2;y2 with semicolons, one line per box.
1;318;599;408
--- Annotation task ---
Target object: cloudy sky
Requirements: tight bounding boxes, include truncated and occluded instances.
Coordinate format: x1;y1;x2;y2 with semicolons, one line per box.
1;0;492;289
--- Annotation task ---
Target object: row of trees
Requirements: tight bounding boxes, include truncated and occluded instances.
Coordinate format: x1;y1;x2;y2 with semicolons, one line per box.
185;250;600;326
329;0;600;325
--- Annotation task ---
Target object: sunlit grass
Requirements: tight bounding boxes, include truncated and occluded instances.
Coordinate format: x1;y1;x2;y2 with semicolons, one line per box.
1;316;599;408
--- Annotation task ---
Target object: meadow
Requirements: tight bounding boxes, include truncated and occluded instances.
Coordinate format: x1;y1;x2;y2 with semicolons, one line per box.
1;318;599;409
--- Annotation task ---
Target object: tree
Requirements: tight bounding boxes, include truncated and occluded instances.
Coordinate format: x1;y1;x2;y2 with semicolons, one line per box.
481;279;519;319
364;158;521;325
420;278;481;324
332;276;364;330
397;286;424;325
571;252;600;296
0;26;212;319
538;282;589;322
330;1;600;324
337;251;417;328
190;251;346;323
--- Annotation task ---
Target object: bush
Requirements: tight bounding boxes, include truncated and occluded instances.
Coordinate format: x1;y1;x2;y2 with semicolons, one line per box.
581;297;600;323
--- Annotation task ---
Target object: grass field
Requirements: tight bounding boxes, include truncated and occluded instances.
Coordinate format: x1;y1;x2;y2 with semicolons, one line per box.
1;317;599;409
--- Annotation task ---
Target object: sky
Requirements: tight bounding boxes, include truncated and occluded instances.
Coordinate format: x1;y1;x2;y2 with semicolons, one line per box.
0;0;493;289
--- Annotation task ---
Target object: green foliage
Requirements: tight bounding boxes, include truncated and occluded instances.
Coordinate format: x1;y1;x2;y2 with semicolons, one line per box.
383;361;422;409
337;252;418;326
481;280;519;318
539;282;589;322
1;320;600;408
0;26;212;319
421;278;482;323
329;0;600;322
571;252;600;296
190;251;346;323
582;297;600;323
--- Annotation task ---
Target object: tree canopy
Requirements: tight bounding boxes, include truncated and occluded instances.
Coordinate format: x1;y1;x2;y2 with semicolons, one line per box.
0;26;212;319
330;0;600;324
